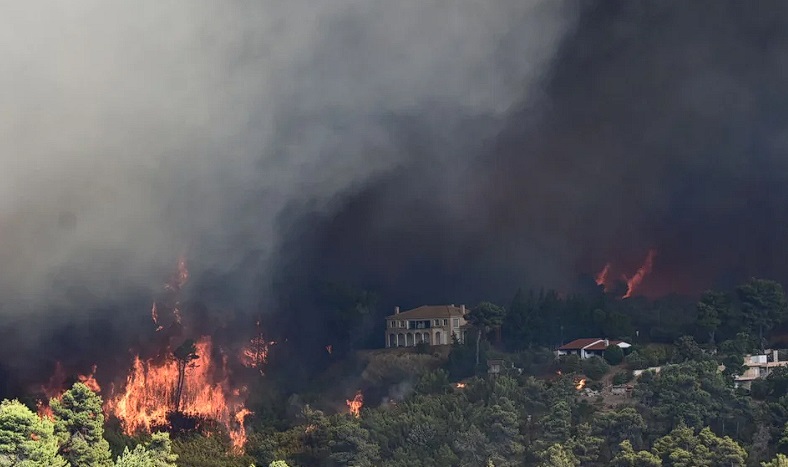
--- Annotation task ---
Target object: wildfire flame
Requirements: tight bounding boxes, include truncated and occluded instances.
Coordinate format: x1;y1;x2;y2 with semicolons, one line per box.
346;390;363;418
575;378;586;390
151;302;164;332
78;365;101;393
595;263;611;288
37;363;101;419
240;321;275;374
594;249;657;298
105;336;251;451
623;249;656;298
454;382;467;389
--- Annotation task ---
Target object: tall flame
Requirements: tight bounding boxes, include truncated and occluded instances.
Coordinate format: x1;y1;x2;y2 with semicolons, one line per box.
346;390;363;418
105;336;251;451
623;249;656;298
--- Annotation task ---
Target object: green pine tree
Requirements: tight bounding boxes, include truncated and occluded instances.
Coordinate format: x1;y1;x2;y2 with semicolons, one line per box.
51;382;113;467
0;399;66;467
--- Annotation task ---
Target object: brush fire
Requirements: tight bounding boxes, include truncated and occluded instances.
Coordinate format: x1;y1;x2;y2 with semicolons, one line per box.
33;257;264;453
346;390;363;418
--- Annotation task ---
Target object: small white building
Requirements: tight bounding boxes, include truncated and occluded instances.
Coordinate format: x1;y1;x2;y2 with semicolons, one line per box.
557;338;631;359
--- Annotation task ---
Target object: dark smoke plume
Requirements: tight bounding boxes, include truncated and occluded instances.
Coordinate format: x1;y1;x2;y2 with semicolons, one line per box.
5;0;788;391
0;1;572;389
276;0;788;357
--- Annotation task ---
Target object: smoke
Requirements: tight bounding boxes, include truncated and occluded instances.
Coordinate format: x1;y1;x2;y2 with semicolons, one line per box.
279;0;788;317
12;0;788;391
0;0;574;382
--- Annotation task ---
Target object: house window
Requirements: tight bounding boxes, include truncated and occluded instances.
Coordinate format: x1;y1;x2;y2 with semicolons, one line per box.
453;318;459;327
399;320;405;328
434;319;440;326
443;319;448;326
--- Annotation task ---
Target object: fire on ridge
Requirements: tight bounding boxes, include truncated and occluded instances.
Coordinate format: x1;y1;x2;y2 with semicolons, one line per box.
595;249;657;299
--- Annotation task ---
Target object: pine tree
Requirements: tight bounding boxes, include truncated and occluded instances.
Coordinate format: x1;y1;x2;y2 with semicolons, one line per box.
0;399;66;467
51;382;112;467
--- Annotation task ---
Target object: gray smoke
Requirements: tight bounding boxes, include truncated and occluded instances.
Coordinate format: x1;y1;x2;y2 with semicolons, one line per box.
0;1;574;323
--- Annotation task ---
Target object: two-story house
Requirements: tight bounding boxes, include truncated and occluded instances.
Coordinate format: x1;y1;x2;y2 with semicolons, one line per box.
385;305;468;347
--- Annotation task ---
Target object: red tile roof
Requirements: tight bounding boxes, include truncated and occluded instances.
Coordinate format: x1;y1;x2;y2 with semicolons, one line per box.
558;338;626;351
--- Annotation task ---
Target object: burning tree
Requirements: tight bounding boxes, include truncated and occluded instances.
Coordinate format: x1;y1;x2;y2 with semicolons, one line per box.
173;339;199;413
241;320;275;374
346;391;363;418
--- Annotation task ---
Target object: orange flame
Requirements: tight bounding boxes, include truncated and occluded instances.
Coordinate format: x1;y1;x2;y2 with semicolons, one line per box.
37;363;101;419
78;365;101;393
623;249;656;298
105;336;250;451
454;382;466;389
575;378;586;390
240;321;274;374
595;263;611;290
346;390;363;418
151;302;164;332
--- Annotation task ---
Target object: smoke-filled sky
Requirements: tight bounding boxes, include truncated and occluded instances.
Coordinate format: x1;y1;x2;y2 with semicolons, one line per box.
4;1;788;378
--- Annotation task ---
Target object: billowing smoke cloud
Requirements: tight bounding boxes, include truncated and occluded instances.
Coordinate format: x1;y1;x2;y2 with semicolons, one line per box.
0;0;574;383
12;0;788;391
279;0;788;318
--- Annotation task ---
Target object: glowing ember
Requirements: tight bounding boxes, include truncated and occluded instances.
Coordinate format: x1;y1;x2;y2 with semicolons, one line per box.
454;382;466;389
346;390;363;418
595;263;611;289
575;378;586;390
105;336;250;450
623;249;656;298
151;303;164;332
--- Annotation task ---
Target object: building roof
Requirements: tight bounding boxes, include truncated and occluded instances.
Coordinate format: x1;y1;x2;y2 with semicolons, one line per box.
386;305;467;320
558;338;630;351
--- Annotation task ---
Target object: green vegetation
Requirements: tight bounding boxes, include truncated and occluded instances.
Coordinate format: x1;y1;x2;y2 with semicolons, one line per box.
5;278;788;465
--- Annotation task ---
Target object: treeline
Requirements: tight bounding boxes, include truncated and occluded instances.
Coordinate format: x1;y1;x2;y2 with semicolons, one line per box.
500;277;788;352
250;359;788;466
8;277;788;466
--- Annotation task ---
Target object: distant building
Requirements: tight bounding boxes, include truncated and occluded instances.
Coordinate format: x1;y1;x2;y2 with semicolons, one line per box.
385;305;469;347
734;350;788;390
557;338;631;359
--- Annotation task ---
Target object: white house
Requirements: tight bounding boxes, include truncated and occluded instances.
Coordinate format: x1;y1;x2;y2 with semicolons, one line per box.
557;338;631;359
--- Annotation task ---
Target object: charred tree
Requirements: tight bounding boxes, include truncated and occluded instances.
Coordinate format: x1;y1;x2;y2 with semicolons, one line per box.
172;339;198;412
